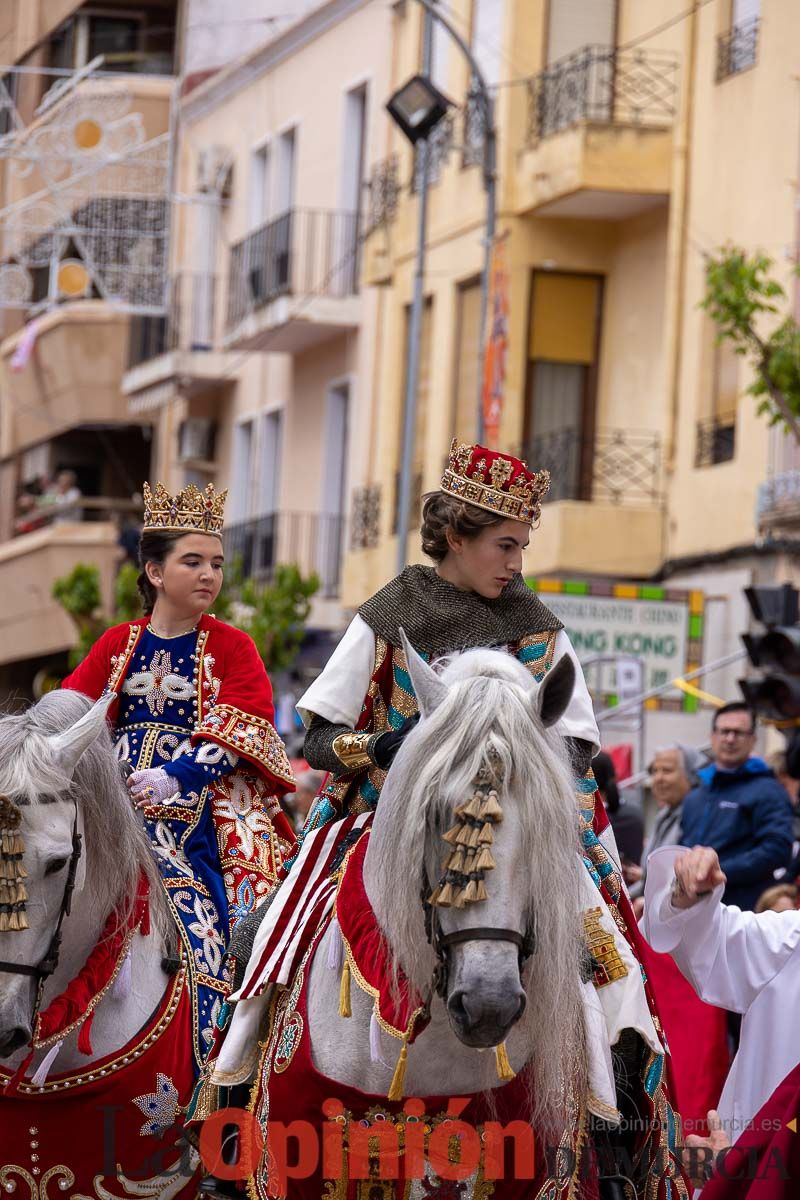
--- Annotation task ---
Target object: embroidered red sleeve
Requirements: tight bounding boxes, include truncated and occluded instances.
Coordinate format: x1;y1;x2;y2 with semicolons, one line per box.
192;631;295;792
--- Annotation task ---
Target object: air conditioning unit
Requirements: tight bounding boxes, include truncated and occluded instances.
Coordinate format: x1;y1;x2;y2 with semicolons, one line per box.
178;417;216;463
196;146;233;198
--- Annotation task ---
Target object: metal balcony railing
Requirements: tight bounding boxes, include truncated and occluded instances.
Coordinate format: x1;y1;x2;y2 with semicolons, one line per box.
226;208;360;331
367;156;400;229
367;89;490;216
757;470;800;525
527;45;679;142
350;484;381;550
224;511;346;599
127;272;218;370
523;427;662;505
695;412;736;468
716;18;759;82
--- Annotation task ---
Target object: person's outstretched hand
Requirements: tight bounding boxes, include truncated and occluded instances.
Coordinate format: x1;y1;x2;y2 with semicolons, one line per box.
671;847;726;909
682;1110;731;1185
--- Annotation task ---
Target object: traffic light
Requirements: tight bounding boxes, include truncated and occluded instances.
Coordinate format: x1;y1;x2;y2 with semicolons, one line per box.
739;584;800;720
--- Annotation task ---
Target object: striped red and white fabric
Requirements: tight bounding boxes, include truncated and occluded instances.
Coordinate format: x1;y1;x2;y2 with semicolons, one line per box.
235;812;372;1001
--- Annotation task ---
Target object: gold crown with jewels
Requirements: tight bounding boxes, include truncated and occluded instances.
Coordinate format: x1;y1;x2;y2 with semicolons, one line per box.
440;439;550;525
142;481;228;536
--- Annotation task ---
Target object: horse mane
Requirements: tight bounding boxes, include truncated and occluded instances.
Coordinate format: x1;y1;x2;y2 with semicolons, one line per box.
0;690;170;940
370;647;588;1130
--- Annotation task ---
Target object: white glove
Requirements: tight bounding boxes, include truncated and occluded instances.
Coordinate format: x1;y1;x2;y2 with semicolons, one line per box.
128;767;179;807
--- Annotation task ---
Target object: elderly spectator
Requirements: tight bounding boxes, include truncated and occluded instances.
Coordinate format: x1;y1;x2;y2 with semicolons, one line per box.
632;745;730;1137
679;702;793;912
628;743;705;915
754;882;799;914
592;750;644;867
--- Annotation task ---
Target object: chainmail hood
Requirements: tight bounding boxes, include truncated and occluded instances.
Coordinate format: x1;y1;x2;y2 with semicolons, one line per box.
358;565;562;657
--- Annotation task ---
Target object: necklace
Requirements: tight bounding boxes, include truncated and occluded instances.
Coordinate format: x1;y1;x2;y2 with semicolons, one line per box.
148;619;199;640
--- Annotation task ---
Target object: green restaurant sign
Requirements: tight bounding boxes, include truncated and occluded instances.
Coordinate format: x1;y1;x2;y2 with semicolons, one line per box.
526;578;706;712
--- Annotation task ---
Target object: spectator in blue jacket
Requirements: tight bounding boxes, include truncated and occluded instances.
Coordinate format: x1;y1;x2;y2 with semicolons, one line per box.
680;701;793;911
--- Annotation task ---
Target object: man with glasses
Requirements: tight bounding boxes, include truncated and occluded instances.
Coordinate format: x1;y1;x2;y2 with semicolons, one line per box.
679;702;793;911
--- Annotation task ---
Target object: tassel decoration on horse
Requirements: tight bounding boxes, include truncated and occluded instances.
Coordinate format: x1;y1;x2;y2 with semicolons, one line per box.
495;1040;516;1082
0;794;28;932
429;753;505;910
387;1039;409;1102
339;957;352;1018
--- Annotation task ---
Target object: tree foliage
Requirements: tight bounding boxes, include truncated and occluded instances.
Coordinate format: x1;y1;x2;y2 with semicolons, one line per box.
215;560;319;675
701;245;800;441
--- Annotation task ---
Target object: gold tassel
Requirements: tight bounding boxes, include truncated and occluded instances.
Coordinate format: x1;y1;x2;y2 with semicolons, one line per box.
339;958;352;1018
447;848;465;873
467;825;480;849
478;822;494;845
436;881;454;907
495;1041;516;1082
443;825;462;846
480;794;503;822
475;879;488;901
427;884;442;905
452;886;467;909
475;847;496;872
463;794;483;819
462;878;478;904
455;825;472;847
387;1041;409;1101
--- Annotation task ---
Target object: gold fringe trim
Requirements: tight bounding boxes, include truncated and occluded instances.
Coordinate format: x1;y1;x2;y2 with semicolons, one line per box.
387;1041;408;1101
495;1041;515;1082
339;958;352;1018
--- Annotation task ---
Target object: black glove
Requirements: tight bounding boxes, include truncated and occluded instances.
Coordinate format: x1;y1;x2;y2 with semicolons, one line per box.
372;714;420;770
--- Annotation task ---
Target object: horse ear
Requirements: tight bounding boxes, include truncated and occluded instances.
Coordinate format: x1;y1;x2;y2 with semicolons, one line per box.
535;654;576;729
399;628;448;717
48;693;115;779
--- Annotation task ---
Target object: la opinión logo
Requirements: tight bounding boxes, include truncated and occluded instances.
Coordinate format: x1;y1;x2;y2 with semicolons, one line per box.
199;1097;538;1189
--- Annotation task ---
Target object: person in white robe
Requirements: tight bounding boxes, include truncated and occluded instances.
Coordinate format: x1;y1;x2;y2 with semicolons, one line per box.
641;844;800;1168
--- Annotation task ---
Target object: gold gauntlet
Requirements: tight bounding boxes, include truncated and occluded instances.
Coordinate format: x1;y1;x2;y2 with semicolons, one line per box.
331;731;376;771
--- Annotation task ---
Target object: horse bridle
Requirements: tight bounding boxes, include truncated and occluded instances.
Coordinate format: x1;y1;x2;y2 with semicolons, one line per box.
0;800;82;1020
422;877;535;1000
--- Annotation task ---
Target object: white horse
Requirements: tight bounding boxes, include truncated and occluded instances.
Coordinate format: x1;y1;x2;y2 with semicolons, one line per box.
240;640;652;1197
0;691;197;1196
306;642;587;1123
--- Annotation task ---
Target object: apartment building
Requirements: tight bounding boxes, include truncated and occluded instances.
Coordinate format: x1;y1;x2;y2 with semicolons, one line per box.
0;0;184;697
123;0;393;634
348;0;798;758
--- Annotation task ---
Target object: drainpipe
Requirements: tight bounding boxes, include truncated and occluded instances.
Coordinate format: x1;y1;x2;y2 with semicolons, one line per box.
663;2;699;541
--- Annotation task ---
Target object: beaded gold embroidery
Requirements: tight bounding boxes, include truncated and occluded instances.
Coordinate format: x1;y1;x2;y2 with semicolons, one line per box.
196;704;294;786
583;906;628;988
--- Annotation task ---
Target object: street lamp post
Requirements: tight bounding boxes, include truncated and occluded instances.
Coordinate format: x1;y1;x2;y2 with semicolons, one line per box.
390;0;498;574
412;0;497;442
391;8;435;576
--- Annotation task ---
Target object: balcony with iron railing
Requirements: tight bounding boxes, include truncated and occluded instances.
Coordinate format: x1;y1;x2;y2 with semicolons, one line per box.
716;18;759;83
225;208;361;354
695;412;736;468
516;45;679;218
122;272;234;409
757;469;800;534
224;511;347;600
518;426;664;576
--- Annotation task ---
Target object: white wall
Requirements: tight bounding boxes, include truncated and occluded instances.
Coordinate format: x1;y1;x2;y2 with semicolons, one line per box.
183;0;322;76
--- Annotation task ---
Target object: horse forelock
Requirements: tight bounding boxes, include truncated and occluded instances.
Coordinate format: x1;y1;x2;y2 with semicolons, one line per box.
370;646;589;1128
0;691;168;935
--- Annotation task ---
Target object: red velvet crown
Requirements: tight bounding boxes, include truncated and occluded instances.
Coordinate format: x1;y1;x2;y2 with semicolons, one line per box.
440;439;550;525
